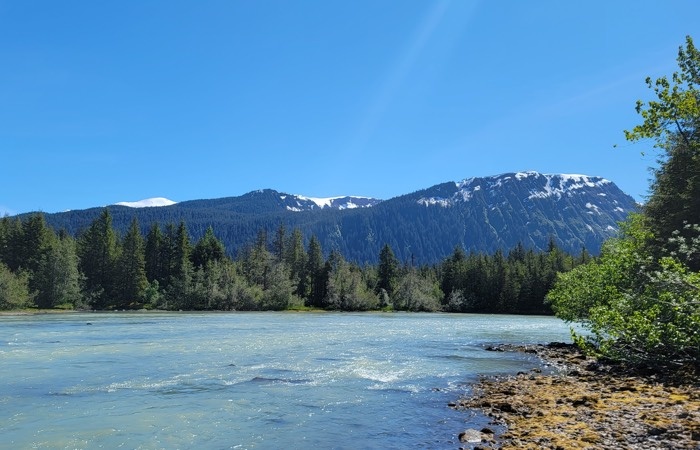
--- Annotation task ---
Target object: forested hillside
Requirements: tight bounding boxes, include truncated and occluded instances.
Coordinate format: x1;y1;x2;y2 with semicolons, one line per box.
30;171;637;265
0;210;586;313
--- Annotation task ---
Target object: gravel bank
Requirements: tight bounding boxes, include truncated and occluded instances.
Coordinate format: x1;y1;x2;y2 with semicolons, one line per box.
453;343;700;449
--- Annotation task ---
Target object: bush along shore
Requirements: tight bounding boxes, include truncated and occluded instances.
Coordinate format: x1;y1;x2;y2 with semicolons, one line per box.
452;343;700;450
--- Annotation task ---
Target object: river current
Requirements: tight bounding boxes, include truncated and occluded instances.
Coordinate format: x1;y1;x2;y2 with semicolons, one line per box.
1;312;573;449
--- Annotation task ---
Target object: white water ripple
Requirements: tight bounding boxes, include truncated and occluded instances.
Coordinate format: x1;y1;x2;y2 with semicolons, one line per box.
0;312;572;449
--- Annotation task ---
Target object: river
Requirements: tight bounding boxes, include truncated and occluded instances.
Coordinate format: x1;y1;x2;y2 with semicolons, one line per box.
1;312;573;449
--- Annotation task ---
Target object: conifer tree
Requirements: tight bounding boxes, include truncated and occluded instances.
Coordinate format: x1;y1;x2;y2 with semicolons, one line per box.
272;224;287;263
0;217;22;269
145;223;165;285
191;226;226;269
165;221;193;309
36;232;83;309
305;235;326;307
115;218;149;308
377;243;399;297
285;228;308;297
18;214;53;277
78;209;119;308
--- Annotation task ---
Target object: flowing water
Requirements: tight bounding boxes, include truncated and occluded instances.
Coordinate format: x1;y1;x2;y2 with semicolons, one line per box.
0;312;573;449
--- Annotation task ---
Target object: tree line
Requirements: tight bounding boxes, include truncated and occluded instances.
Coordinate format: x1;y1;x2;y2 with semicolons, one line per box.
0;209;586;313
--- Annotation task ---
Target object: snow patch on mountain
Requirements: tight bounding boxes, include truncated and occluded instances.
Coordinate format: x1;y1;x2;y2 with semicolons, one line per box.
418;172;614;207
114;197;177;208
296;195;343;209
586;202;601;215
417;197;452;207
292;195;380;211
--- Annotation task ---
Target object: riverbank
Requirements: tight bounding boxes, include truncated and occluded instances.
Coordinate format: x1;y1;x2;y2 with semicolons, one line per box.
0;308;81;315
453;343;700;449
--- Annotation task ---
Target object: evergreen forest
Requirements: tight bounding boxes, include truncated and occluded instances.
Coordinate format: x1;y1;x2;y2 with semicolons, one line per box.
0;210;586;314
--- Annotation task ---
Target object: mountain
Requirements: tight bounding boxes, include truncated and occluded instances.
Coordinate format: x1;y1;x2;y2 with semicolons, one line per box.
32;171;637;264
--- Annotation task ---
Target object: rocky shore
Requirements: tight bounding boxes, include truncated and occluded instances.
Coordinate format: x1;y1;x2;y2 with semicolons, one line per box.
452;343;700;449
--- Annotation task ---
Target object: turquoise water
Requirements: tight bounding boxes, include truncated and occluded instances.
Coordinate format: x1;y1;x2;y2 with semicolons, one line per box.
0;312;572;449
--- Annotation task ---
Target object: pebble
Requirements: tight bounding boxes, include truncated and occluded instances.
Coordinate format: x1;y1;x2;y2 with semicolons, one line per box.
452;343;700;449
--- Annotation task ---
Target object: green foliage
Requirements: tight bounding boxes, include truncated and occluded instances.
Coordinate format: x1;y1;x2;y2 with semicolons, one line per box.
304;235;327;307
392;268;442;312
625;35;700;271
439;242;571;314
78;209;119;308
325;251;378;311
36;232;84;309
550;37;700;370
3;212;578;313
145;223;166;287
142;280;162;309
115;218;149;309
624;36;699;147
285;228;308;299
377;244;399;296
549;215;700;368
547;215;650;323
0;263;33;310
191;226;226;269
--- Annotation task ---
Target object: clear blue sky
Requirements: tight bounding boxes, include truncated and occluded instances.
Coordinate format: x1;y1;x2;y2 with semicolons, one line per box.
1;1;698;215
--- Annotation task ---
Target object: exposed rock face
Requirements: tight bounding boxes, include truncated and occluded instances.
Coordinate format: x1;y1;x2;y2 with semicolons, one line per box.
413;172;636;256
453;344;700;449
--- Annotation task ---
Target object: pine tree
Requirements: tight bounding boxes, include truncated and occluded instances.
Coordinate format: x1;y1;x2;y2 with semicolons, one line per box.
145;222;165;285
18;214;54;276
285;228;308;297
165;221;193;309
440;246;467;301
36;233;83;309
377;243;399;297
78;209;119;308
0;217;22;269
191;226;226;269
272;223;287;263
305;235;326;307
115;218;149;309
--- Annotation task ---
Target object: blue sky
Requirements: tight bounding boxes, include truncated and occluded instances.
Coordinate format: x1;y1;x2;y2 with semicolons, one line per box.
1;1;698;215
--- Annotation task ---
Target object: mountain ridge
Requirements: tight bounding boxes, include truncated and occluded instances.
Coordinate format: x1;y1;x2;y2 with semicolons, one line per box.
27;171;638;264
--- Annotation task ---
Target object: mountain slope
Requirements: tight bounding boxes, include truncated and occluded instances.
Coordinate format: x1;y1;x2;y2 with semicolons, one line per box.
35;171;637;264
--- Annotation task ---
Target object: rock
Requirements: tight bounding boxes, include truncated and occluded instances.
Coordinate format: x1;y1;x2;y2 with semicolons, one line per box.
648;426;667;436
458;429;483;443
454;341;699;449
496;402;518;413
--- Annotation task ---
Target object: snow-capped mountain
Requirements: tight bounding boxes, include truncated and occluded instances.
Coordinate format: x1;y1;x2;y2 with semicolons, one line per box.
419;171;626;209
114;198;177;208
285;195;381;211
402;171;636;258
37;171;638;263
